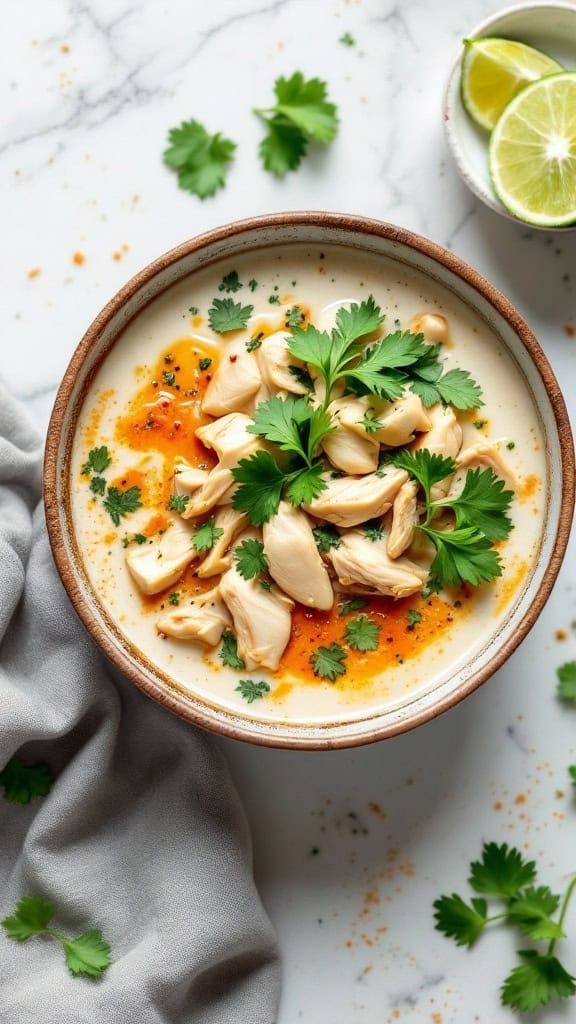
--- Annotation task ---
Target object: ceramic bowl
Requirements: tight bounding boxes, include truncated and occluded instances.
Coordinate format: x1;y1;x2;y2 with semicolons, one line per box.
44;213;574;749
444;2;576;228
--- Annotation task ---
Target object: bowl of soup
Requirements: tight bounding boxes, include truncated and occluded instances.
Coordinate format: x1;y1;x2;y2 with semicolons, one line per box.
44;213;574;748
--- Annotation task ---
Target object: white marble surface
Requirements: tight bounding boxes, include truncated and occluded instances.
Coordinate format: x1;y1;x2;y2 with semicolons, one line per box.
3;0;576;1020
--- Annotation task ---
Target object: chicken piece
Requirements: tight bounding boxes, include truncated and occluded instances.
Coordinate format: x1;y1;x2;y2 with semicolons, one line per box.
303;466;408;528
413;403;463;500
340;391;431;448
257;331;308;395
329;530;427;599
197;508;248;578
321;397;379;475
262;502;333;609
408;312;449;344
219;564;294;671
196;413;261;466
173;460;233;518
455;440;516;486
387;480;419;558
126;518;196;595
156;587;231;647
202;337;262;416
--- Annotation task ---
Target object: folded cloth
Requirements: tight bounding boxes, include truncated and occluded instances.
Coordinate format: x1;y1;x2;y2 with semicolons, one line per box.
0;386;280;1022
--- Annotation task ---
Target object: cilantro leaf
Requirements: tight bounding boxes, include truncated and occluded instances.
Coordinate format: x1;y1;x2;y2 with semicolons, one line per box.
410;378;443;407
63;930;112;977
340;31;355;46
436;368;483;410
557;662;576;703
423;525;502;588
2;896;54;940
218;271;242;293
569;765;576;788
407;609;423;626
313;524;342;553
344;615;380;651
338;597;367;616
287;324;333;379
235;679;271;704
103;485;142;527
421;577;443;599
192;517;224;553
199;357;212;371
288;365;314;390
163;119;236;199
335;295;384;345
258;116;308;176
208;298;253;334
285;464;327;507
167;494;190;514
0;757;53;804
501;952;576;1012
231;451;286;526
394;449;455;504
285;306;304;328
89;476;106;496
433;893;488;947
234;538;269;580
507;886;563;940
246;337;262;353
434;467;514;541
168;592;180;606
469;842;537;898
248;396;333;464
311;642;348;681
219;630;245;670
274;72;338;142
81;446;111;475
162;370;176;386
364;521;384;542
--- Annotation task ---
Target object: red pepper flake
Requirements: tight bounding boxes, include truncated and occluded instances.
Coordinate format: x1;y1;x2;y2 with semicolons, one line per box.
229;354;238;363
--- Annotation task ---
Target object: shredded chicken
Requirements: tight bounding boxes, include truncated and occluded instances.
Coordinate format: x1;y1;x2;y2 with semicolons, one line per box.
156;587;231;646
202;337;262;416
387;480;419;558
413;403;463;500
263;501;334;609
303;466;408;527
321;397;380;475
257;331;308;395
126;518;196;595
196;412;261;465
329;529;427;598
338;391;431;448
219;562;294;671
173;460;233;518
456;439;516;485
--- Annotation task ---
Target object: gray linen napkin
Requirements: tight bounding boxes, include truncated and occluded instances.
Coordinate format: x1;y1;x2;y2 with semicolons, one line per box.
0;386;280;1022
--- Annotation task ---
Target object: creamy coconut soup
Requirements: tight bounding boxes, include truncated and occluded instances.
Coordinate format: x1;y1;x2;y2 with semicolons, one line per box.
71;246;546;726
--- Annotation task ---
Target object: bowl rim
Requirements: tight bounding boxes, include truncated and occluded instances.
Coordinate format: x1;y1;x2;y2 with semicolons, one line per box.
44;211;575;749
443;1;576;230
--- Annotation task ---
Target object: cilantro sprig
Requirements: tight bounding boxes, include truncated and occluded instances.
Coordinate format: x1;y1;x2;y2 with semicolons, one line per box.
81;447;142;528
219;630;245;670
255;72;338;177
393;450;513;587
2;896;112;978
434;842;576;1013
0;757;53;804
208;298;254;334
234;538;269;580
557;662;576;703
163;119;236;199
192;517;224;553
235;679;271;703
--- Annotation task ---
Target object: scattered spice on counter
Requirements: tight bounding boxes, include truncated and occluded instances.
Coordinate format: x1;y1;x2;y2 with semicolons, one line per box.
26;268;41;279
72;252;85;266
555;629;568;641
564;325;575;337
60;44;70;53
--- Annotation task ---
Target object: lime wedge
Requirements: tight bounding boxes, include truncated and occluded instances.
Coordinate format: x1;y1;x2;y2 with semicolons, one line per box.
461;37;562;131
489;73;576;227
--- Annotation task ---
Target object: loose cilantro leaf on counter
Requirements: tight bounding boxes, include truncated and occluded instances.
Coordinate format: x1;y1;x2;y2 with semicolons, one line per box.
340;31;355;46
208;298;254;334
199;357;212;371
235;679;271;704
311;642;348;681
218;271;242;293
338;597;367;616
569;766;576;788
507;887;563;941
433;893;488;947
234;539;269;580
0;757;53;804
163;119;236;199
192;517;224;553
219;630;245;671
255;72;338;176
313;524;341;553
2;896;112;978
81;446;111;476
103;485;142;527
469;843;537;899
501;953;576;1012
557;662;576;703
344;615;380;652
167;494;190;514
89;476;106;496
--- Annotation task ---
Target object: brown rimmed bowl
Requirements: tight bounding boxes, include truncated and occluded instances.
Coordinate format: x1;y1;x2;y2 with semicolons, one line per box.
44;212;575;749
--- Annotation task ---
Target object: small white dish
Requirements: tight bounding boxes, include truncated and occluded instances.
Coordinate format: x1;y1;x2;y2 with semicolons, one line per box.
443;2;576;229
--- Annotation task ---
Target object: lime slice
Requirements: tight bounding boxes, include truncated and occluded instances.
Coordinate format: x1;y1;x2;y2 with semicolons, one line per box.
489;72;576;227
461;37;562;131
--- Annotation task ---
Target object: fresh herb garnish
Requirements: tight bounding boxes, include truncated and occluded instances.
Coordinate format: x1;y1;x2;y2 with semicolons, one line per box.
199;357;212;371
434;842;576;1012
255;72;338;177
268;293;281;305
192;517;224;552
235;679;271;703
246;336;262;353
407;609;423;626
313;524;341;553
89;476;106;496
0;757;53;804
557;662;576;703
288;365;314;390
162;370;176;386
103;486;142;527
188;306;199;316
338;597;367;616
218;271;242;293
248;278;258;292
208;298;253;334
219;630;245;670
2;897;112;977
340;31;355;46
285;306;304;328
167;494;190;514
234;538;269;580
364;521;384;542
163;119;236;199
311;642;348;681
81;446;111;476
569;766;576;788
344;615;380;651
168;592;180;606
